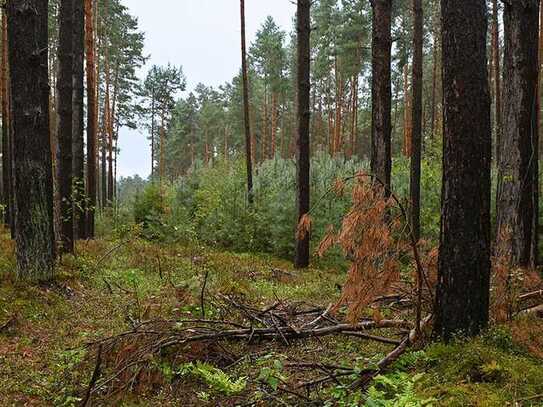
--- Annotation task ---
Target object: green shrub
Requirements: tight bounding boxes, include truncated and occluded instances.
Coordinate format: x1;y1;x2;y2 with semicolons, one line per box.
124;152;444;264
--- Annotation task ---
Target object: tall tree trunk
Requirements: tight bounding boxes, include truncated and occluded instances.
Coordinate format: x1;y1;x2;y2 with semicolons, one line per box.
107;61;119;204
224;126;229;160
491;0;502;165
434;0;492;340
160;117;166;181
348;76;359;158
57;0;74;254
402;63;412;157
113;123;119;201
1;11;11;230
150;91;155;178
496;0;540;269
271;92;277;158
73;0;85;240
430;4;439;141
410;0;423;242
261;87;268;162
294;0;311;269
334;58;343;155
539;0;543;164
240;0;254;204
85;0;97;239
370;0;392;194
7;0;56;279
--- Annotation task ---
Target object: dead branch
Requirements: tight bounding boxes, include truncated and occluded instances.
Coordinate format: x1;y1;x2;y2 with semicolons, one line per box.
350;314;433;390
153;319;413;349
81;344;103;407
95;238;135;269
200;269;210;318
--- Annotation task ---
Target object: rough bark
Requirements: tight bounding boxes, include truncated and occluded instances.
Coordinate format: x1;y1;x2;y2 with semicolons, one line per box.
57;0;75;254
294;0;311;269
492;0;502;165
240;0;254;204
85;0;97;239
496;0;540;269
1;11;11;229
73;0;85;240
410;0;423;242
430;3;440;141
370;0;392;195
434;0;492;340
7;0;56;280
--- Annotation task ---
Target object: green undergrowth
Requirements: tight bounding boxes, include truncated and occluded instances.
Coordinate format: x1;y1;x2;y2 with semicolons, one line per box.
0;231;542;406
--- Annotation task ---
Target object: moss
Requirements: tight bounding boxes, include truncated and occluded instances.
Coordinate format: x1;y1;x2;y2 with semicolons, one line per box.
414;330;543;406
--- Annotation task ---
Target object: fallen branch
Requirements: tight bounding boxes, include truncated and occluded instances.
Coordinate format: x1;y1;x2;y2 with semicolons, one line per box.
200;269;210;318
350;314;432;390
81;344;103;407
519;290;543;303
153;319;413;350
95;238;135;269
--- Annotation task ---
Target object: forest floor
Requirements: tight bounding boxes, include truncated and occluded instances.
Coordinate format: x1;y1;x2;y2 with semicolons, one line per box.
1;230;543;406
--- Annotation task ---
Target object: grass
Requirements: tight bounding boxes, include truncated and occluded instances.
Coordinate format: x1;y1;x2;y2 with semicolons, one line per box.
0;229;542;406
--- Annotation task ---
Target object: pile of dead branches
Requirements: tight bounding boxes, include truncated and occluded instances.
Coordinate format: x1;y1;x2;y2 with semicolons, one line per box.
81;293;430;404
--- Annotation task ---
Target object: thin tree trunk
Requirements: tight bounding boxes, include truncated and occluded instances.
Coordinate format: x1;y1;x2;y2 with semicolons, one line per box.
73;0;85;240
107;60;119;204
370;0;392;195
85;0;97;239
402;63;412;157
434;0;492;340
57;0;75;254
271;92;277;158
160;117;166;181
496;0;540;269
262;88;268;162
150;90;155;178
430;5;439;141
410;0;423;242
492;0;502;165
240;0;254;204
334;58;343;155
294;0;311;269
7;0;56;279
224;126;229;160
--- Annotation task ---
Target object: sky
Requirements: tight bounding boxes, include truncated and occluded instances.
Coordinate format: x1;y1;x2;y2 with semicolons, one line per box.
117;0;297;178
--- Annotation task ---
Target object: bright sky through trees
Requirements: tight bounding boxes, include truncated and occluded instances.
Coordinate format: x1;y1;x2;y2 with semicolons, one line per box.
118;0;296;177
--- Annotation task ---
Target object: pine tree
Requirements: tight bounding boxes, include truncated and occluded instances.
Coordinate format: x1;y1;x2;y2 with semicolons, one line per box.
410;0;423;241
370;0;392;194
85;0;97;239
7;0;56;280
72;0;86;239
496;0;540;269
294;0;311;269
57;0;75;254
1;9;11;231
240;0;254;204
434;0;492;340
